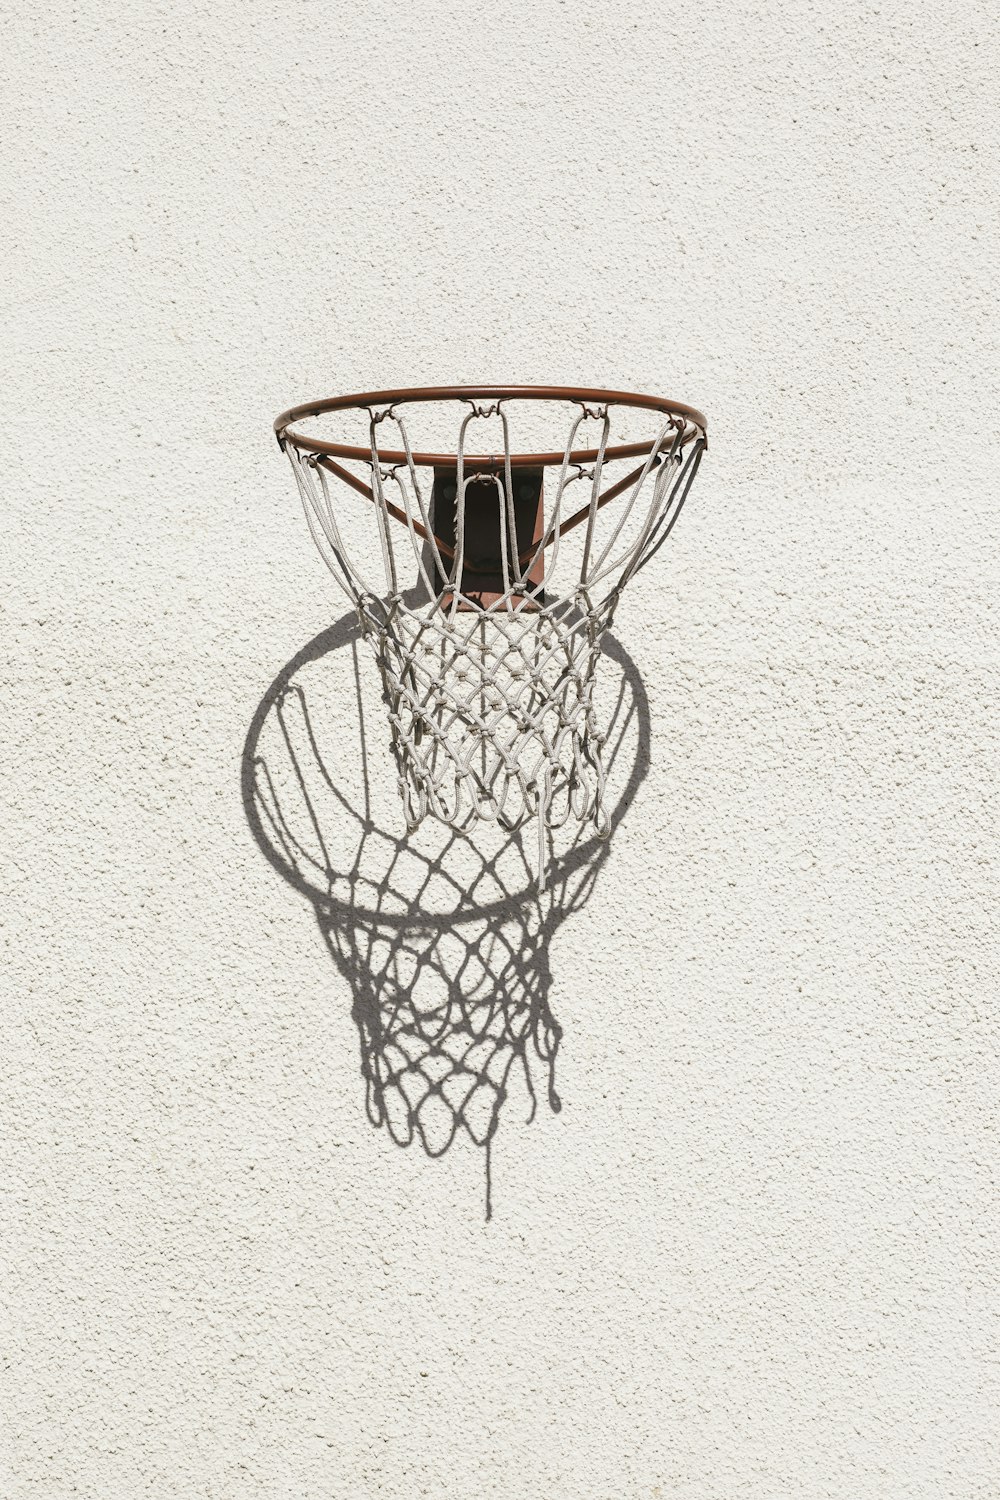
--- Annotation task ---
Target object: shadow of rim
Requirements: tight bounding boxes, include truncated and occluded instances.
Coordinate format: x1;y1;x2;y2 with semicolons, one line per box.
241;607;650;927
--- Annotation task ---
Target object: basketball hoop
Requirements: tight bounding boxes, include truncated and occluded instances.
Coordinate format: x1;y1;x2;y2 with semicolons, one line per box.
274;385;707;882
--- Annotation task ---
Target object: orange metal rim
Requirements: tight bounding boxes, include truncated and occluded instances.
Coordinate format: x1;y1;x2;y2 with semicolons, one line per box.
274;384;708;468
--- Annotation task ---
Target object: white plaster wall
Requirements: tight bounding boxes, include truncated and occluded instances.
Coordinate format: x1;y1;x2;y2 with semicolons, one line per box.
3;2;997;1496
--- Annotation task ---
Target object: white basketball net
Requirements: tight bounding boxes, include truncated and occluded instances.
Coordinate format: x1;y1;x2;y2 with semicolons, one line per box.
279;395;705;880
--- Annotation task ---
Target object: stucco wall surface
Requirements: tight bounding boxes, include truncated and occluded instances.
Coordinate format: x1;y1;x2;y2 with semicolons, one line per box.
3;2;998;1496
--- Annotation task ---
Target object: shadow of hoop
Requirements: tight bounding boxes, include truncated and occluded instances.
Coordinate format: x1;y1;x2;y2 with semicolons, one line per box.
241;609;650;1217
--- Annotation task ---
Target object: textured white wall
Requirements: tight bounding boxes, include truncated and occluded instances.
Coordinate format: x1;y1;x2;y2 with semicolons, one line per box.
4;1;997;1496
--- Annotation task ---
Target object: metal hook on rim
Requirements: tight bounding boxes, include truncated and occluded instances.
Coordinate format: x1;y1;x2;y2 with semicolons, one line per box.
369;403;400;426
463;399;503;420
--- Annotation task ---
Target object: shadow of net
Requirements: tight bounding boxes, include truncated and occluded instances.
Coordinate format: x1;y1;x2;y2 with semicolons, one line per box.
243;614;648;1216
